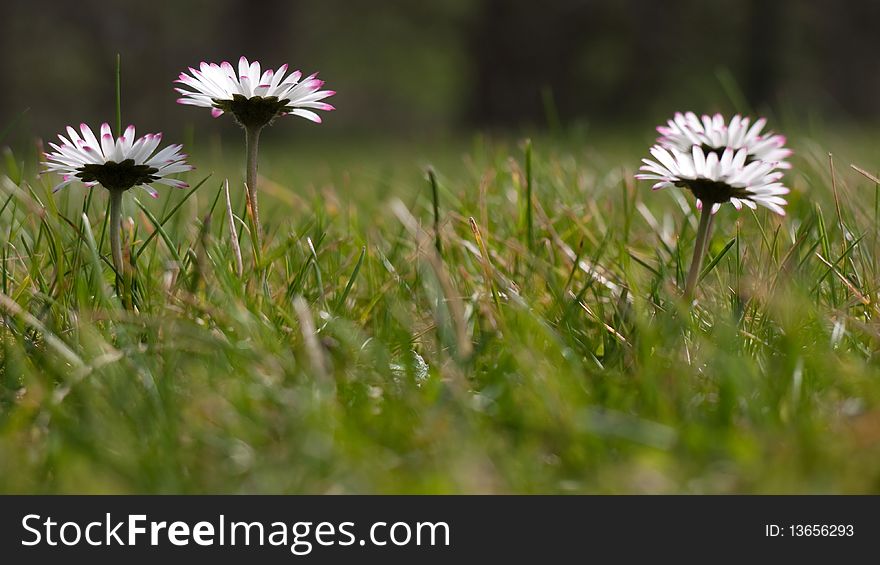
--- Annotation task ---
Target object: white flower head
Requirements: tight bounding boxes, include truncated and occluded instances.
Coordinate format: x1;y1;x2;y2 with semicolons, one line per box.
44;123;192;197
636;145;789;216
175;57;336;128
657;111;792;169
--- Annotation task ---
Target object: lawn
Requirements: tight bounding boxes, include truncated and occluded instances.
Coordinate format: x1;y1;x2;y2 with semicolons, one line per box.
1;126;879;493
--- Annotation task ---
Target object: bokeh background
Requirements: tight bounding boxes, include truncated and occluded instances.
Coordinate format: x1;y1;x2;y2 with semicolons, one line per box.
2;0;879;146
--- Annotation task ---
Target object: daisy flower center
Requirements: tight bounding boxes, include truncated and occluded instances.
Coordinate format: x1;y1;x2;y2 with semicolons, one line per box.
674;178;752;205
213;94;291;129
76;159;160;192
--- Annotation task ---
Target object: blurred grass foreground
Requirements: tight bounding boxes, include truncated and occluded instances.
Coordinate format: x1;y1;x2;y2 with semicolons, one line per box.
1;127;880;493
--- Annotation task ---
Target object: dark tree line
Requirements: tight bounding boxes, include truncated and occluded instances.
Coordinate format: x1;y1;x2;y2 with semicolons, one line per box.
465;0;880;126
1;0;877;138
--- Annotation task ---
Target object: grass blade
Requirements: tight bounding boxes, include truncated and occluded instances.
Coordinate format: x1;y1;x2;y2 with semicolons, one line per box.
699;237;737;282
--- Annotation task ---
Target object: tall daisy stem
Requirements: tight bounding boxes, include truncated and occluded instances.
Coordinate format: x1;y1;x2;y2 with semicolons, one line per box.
245;125;263;250
684;205;714;300
109;189;132;309
109;189;125;277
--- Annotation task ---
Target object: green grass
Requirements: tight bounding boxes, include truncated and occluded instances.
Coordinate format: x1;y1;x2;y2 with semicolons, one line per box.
1;130;880;493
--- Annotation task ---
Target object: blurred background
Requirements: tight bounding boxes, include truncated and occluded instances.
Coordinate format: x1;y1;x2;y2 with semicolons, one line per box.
1;0;878;146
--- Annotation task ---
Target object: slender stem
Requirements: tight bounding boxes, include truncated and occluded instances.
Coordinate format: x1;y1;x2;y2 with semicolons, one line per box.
108;188;133;309
115;53;122;137
427;168;442;256
524;138;533;252
109;189;125;277
245;125;263;250
684;205;714;300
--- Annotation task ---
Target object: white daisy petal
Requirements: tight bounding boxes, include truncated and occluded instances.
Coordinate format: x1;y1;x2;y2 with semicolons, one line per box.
657;112;791;169
79;123;101;155
43;123;191;195
641;112;791;215
175;57;335;125
289;109;322;123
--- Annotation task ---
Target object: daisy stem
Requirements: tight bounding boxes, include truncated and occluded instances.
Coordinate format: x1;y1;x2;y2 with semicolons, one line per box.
108;189;132;309
115;53;122;137
245;125;263;251
109;190;125;276
684;205;714;300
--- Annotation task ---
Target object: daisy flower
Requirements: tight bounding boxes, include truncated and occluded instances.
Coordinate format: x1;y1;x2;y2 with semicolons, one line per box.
174;57;335;249
637;112;792;298
656;111;792;169
44;122;192;197
44;122;192;278
175;57;336;128
636;145;789;216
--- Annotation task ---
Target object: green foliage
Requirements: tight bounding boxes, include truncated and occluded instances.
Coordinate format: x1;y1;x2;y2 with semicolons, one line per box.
1;135;879;493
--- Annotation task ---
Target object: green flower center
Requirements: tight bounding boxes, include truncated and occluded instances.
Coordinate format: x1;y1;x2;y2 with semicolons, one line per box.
213;94;292;129
76;159;160;191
